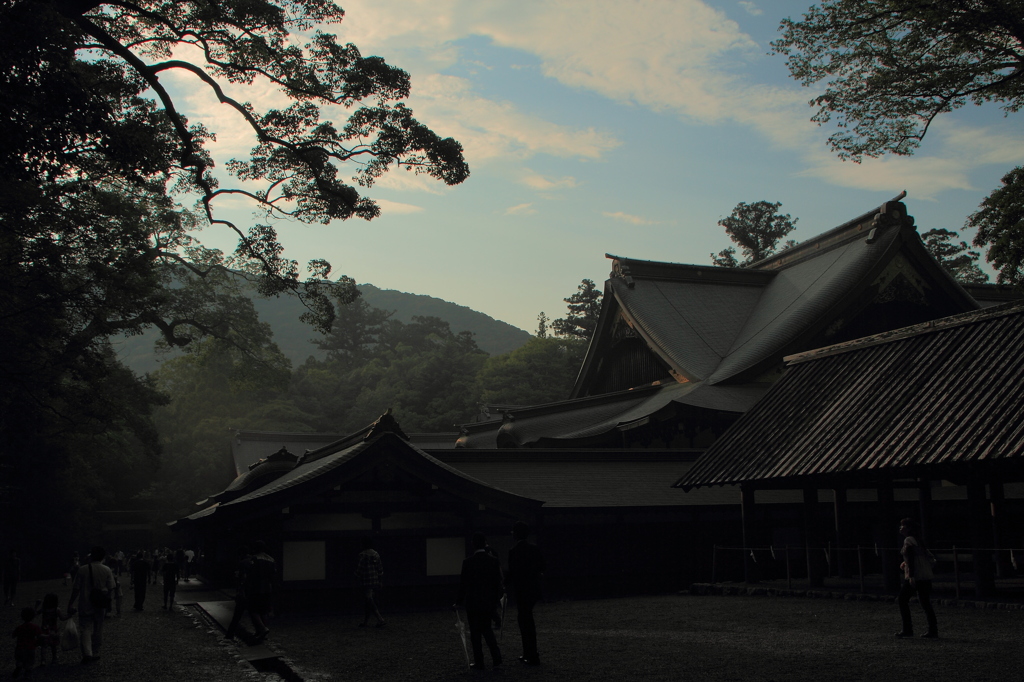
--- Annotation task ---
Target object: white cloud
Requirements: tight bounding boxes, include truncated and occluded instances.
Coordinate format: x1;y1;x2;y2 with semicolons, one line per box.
603;211;659;225
409;74;621;162
521;173;579;191
738;1;763;16
376;198;425;215
504;203;537;216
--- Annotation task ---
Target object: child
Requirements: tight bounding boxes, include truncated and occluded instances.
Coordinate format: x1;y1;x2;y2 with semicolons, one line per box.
12;606;42;679
35;594;70;666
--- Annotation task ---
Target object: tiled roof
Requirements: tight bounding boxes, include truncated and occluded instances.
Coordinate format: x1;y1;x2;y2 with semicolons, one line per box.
180;432;541;525
594;198;980;393
677;302;1024;490
230;429;460;474
441;453;726;507
456;382;766;448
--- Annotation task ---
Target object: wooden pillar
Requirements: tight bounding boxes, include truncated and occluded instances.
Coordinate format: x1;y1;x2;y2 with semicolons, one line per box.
740;483;758;584
803;487;823;587
877;483;899;592
833;488;851;578
967;481;995;597
917;479;933;544
990;482;1010;578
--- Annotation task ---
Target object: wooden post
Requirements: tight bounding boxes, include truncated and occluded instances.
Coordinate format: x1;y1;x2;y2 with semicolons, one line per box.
740;483;758;584
917;478;933;544
803;487;823;587
786;545;792;590
876;483;899;591
953;546;961;600
833;488;851;578
857;545;864;593
967;481;995;597
990;482;1009;578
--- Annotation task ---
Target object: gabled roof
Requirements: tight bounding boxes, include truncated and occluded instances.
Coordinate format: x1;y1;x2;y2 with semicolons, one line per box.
572;196;979;397
230;428;459;475
175;431;542;528
676;301;1024;490
455;382;765;448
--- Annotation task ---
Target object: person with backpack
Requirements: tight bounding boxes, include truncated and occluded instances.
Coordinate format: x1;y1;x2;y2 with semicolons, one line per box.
68;546;115;663
895;518;938;639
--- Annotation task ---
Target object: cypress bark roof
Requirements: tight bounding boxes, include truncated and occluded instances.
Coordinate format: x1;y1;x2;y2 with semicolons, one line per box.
676;301;1024;490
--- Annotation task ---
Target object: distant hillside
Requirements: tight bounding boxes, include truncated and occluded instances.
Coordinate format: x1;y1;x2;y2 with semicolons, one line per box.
113;283;532;374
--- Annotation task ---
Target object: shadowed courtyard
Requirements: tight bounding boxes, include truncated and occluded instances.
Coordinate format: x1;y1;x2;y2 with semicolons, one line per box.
4;578;1022;681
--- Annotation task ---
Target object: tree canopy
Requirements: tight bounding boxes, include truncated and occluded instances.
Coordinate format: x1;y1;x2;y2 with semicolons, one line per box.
772;0;1024;160
0;0;468;554
968;166;1024;287
711;201;797;267
551;279;603;340
920;229;989;285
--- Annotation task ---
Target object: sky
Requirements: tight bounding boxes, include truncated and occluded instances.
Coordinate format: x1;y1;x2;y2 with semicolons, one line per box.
165;0;1024;336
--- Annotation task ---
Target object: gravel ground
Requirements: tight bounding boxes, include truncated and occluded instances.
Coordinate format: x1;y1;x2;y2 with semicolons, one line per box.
6;580;1024;681
1;578;258;682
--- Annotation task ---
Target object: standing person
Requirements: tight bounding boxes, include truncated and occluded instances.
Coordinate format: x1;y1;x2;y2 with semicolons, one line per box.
183;548;195;582
161;554;180;610
174;549;186;584
68;546;115;664
895;517;939;639
113;550;124;578
131;551;151;611
245;541;275;641
354;537;386;628
111;575;123;617
507;521;544;666
11;606;42;679
35;593;70;666
456;532;504;671
224;547;253;641
151;550;163;586
3;550;20;607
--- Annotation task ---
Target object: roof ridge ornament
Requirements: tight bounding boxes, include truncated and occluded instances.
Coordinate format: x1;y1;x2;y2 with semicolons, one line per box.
364;407;410;442
248;445;298;471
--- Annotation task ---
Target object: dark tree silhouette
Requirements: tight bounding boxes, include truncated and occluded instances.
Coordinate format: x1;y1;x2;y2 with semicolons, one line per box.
711;201;797;267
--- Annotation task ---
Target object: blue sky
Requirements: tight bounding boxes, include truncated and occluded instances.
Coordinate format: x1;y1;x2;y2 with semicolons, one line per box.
167;0;1024;336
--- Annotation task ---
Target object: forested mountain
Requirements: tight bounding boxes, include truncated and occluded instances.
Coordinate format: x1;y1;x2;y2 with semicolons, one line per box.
114;283;531;373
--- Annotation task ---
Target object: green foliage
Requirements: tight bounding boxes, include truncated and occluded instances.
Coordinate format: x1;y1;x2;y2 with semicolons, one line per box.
1;0;468;544
711;201;797;267
477;337;585;407
536;312;549;339
552;279;603;340
920;229;989;285
772;0;1024;160
968;166;1024;288
146;333;306;518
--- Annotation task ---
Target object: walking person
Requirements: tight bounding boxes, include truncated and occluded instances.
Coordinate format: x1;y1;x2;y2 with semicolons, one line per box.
455;532;504;671
35;593;71;666
131;551;151;611
245;541;275;641
11;606;42;679
161;554;180;610
224;546;252;641
354;538;386;628
68;546;115;664
507;521;544;666
895;518;939;639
